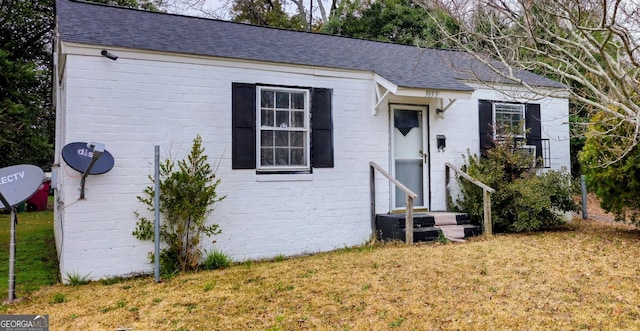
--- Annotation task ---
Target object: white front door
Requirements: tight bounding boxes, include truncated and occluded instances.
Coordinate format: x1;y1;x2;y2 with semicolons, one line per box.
391;105;428;210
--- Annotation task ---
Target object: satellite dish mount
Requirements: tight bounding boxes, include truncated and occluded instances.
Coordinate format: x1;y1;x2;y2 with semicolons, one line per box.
80;142;104;199
61;141;115;199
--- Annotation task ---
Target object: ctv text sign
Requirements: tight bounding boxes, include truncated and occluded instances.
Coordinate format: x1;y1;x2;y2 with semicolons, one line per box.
0;165;44;209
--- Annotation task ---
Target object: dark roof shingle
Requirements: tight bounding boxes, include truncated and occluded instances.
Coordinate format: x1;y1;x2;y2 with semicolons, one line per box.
55;0;563;91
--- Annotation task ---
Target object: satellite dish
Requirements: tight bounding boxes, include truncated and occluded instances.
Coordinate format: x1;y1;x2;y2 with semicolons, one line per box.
62;142;114;174
0;165;44;209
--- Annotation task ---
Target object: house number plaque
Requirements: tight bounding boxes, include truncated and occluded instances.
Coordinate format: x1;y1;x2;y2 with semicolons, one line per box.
425;90;439;98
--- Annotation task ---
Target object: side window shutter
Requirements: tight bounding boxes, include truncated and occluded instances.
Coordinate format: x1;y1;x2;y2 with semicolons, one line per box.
311;88;333;168
232;83;256;169
525;103;542;159
478;100;494;157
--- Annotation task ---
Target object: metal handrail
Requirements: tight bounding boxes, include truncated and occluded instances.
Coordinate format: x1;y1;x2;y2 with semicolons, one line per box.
445;162;495;236
370;162;418;244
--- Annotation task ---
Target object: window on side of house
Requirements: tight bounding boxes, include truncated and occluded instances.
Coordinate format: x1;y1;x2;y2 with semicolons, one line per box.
494;103;525;137
231;82;333;172
479;100;549;167
257;87;310;171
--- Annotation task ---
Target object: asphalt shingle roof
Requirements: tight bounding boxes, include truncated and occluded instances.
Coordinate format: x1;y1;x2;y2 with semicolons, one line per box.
55;0;564;91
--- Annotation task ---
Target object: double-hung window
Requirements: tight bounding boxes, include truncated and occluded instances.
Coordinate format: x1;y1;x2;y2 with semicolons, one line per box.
479;100;547;166
494;103;525;137
258;87;310;171
232;82;332;171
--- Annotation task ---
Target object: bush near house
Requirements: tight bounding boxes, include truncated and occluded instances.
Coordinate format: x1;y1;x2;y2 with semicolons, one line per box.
579;112;640;224
455;134;578;233
133;135;225;275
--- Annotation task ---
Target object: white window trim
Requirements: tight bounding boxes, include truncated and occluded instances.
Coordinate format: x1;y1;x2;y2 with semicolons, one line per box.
493;103;526;138
255;86;311;172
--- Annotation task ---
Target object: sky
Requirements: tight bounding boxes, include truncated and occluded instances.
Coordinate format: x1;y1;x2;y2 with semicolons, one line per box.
165;0;233;20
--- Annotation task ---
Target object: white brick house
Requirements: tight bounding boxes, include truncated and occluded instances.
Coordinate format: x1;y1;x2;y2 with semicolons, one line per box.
53;0;570;279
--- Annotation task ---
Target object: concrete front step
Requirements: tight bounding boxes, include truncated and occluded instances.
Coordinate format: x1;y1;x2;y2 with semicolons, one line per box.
375;212;482;243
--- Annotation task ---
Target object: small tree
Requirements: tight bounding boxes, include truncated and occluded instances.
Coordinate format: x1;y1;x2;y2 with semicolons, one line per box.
580;111;640;224
455;134;578;233
133;135;225;274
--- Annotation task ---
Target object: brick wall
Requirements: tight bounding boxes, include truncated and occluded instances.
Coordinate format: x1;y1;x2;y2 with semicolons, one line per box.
54;47;571;280
55;49;391;280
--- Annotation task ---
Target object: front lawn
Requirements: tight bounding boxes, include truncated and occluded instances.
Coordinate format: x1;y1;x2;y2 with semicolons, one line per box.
3;218;640;330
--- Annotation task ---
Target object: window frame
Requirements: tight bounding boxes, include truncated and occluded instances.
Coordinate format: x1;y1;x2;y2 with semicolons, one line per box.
255;86;311;172
493;103;526;138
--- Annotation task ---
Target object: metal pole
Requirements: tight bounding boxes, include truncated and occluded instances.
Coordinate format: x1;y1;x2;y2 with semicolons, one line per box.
1;192;15;302
154;146;161;283
581;175;588;219
8;207;16;301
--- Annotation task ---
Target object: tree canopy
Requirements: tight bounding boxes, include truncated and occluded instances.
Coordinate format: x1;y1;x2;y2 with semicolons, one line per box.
0;0;164;169
433;0;639;164
0;0;55;169
87;0;164;11
323;0;459;48
230;0;308;29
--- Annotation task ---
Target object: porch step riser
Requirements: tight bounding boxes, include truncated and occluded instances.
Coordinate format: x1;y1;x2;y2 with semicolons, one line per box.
376;213;472;229
375;225;482;242
375;213;481;242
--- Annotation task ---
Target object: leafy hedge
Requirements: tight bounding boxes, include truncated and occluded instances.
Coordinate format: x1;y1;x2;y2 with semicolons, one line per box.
579;112;640;224
455;135;578;233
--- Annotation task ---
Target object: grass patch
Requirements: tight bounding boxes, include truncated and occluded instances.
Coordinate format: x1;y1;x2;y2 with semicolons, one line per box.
2;219;640;330
201;250;232;270
51;292;66;304
101;276;127;286
65;271;91;286
273;254;286;262
0;210;59;298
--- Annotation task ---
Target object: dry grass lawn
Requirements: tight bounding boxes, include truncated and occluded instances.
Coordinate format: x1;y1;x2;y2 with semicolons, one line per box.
4;218;640;330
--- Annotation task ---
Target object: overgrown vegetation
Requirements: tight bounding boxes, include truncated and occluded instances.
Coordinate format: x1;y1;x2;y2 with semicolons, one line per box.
133;135;225;275
580;112;640;224
455;134;578;233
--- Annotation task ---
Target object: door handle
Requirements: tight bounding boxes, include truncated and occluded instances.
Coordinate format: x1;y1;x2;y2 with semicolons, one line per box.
419;150;428;164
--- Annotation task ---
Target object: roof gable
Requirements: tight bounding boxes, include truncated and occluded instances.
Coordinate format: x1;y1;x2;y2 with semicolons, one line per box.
55;0;563;91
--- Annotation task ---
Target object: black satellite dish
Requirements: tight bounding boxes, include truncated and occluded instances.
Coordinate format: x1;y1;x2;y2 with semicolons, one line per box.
0;165;44;210
62;142;114;174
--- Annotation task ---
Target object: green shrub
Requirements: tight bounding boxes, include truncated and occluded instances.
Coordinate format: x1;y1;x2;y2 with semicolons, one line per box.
133;135;225;275
455;134;578;233
201;250;232;270
579;112;640;224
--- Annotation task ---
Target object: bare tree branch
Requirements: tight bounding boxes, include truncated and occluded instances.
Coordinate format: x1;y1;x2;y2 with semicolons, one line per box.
430;0;640;165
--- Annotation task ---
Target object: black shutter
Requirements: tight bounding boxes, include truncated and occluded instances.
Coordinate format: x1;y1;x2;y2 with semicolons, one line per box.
311;88;333;168
525;103;542;160
478;100;494;157
231;83;256;169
